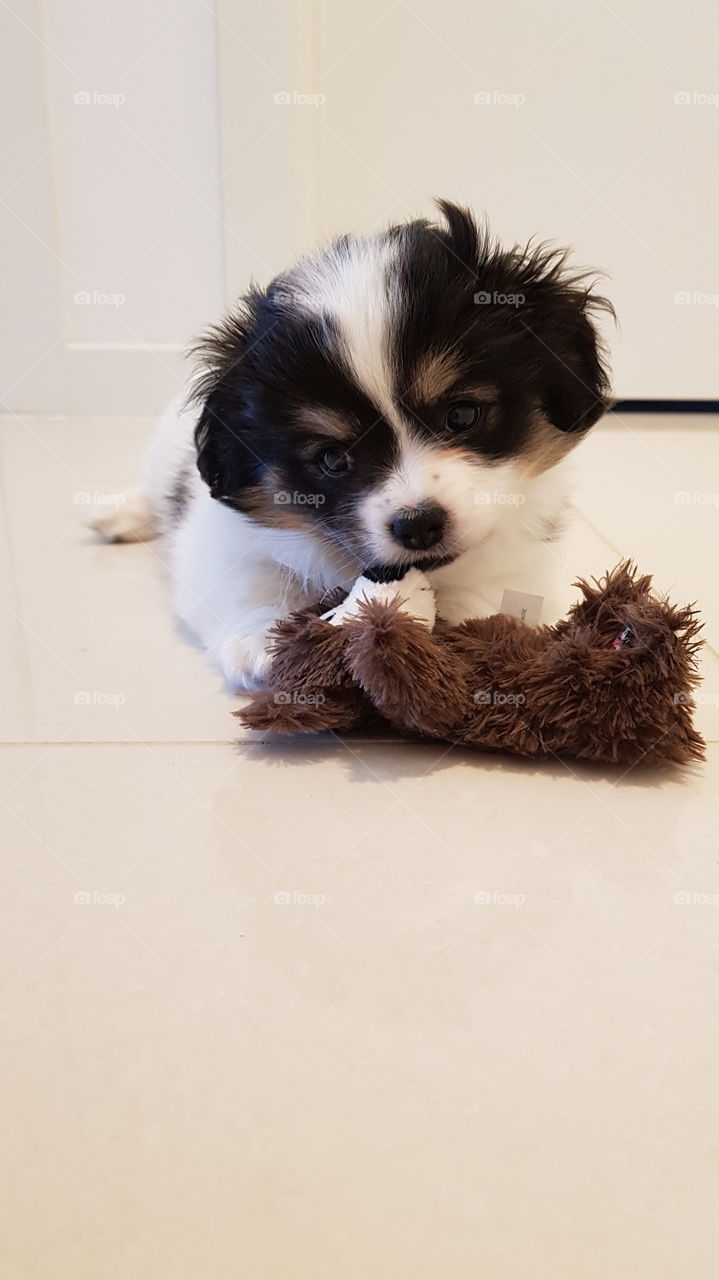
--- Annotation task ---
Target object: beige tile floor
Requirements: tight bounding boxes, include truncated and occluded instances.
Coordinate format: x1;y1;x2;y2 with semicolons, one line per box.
1;411;718;1279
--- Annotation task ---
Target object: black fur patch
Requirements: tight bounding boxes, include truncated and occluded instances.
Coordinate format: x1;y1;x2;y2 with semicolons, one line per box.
189;293;401;555
393;200;613;457
166;469;191;525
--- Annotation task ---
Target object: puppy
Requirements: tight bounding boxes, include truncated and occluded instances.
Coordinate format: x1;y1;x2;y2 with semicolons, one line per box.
91;200;612;690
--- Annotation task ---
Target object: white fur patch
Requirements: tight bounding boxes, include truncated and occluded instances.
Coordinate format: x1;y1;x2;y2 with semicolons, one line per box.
355;434;527;566
288;234;407;438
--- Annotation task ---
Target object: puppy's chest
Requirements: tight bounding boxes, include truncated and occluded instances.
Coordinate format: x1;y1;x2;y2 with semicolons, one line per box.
428;532;568;625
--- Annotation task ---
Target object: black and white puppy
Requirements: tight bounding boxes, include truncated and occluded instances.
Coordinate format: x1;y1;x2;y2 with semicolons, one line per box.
91;200;612;689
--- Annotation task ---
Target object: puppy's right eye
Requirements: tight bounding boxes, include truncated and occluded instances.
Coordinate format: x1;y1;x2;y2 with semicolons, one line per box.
319;448;353;477
445;401;483;431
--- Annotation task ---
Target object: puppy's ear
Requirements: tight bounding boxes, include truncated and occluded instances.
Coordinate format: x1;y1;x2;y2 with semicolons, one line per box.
432;204;614;433
541;301;612;434
194;387;262;503
190;297;264;504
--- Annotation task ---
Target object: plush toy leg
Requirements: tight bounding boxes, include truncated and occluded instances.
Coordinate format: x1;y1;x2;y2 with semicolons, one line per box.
342;598;470;736
238;688;366;734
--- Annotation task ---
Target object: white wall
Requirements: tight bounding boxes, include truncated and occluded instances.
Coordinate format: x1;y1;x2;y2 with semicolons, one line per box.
218;0;719;401
1;0;225;414
2;0;717;412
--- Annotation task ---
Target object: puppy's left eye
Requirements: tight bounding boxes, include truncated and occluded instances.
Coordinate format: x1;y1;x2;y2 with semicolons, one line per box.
445;401;483;431
319;447;353;477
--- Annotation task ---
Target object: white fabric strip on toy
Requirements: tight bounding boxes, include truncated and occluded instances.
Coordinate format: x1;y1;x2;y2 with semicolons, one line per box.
321;569;437;629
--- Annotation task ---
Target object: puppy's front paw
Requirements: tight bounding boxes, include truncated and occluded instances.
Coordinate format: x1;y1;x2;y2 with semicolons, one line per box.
216;633;274;692
322;568;436;630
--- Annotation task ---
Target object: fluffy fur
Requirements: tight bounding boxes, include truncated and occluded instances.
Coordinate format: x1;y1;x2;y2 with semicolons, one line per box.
90;200;613;690
239;563;705;768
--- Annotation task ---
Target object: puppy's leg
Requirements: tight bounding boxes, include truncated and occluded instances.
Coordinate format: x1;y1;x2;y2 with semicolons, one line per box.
188;586;310;693
171;496;311;692
323;567;436;629
214;629;281;692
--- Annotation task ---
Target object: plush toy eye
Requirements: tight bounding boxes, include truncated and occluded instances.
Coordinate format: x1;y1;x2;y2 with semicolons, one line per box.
445;401;482;431
319;447;353;477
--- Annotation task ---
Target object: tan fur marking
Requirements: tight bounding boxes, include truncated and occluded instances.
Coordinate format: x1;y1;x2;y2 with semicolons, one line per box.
239;479;312;530
521;409;581;477
410;350;463;402
298;406;354;441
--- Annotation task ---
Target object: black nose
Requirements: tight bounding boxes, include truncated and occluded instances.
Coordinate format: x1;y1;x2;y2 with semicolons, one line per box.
390;504;447;551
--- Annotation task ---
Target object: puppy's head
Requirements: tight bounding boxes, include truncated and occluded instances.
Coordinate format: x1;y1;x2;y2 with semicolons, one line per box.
190;200;613;569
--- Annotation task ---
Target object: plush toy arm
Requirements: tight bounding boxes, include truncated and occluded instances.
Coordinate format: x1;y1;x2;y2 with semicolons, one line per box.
235;609;368;734
342;597;470;736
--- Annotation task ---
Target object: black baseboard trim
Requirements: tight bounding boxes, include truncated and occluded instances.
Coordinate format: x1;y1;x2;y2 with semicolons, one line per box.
611;400;719;414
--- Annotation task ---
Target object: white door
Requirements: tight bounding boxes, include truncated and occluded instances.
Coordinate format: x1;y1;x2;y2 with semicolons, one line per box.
1;0;225;414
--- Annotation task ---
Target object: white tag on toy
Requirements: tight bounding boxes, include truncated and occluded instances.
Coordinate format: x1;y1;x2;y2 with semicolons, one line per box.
500;588;544;627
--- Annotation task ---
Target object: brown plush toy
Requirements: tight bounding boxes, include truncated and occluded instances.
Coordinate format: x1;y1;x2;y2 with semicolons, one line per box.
237;562;704;767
